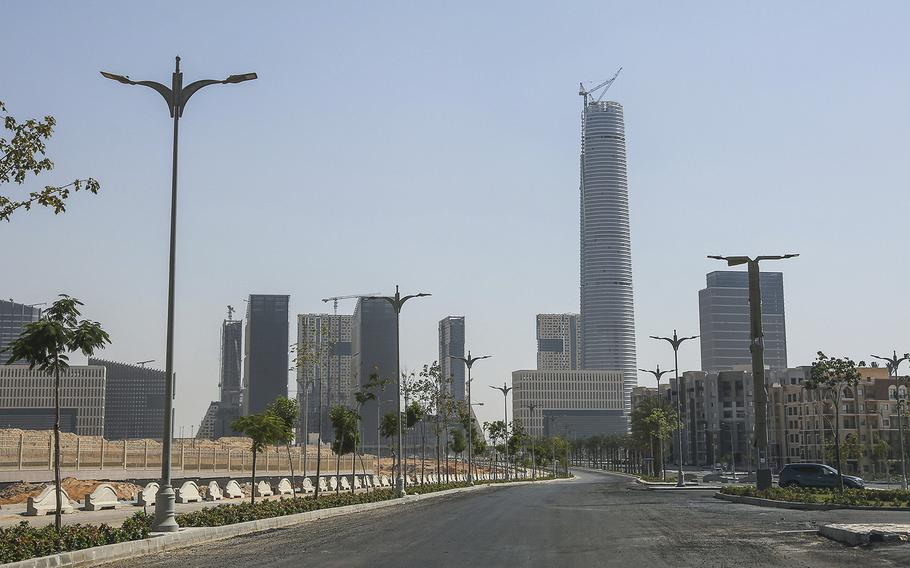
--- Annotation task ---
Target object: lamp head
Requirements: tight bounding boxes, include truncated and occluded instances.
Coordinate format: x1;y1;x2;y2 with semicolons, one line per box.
223;73;258;84
100;71;134;85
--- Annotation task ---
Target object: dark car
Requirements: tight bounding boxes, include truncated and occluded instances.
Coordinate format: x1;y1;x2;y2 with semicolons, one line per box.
778;463;865;489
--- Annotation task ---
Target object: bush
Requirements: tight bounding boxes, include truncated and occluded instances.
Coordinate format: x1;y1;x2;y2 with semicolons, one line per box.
720;485;910;507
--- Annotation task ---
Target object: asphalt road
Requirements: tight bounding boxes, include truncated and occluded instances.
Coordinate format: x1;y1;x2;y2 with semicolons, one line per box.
109;469;910;568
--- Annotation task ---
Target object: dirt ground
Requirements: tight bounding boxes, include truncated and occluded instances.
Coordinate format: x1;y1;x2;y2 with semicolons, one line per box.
0;477;142;505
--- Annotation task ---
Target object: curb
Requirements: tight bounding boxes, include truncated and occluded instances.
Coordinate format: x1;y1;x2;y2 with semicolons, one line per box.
2;478;569;568
574;468;711;489
713;492;910;511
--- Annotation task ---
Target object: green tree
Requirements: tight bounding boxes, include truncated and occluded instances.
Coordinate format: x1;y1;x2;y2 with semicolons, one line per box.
364;371;394;479
267;396;299;496
631;396;675;477
353;390;376;493
3;295;110;534
330;405;359;494
872;434;890;480
232;412;286;504
643;407;679;481
805;351;861;492
450;428;467;469
1;101;100;221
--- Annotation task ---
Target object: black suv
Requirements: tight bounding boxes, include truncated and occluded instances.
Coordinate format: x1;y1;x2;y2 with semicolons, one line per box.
778;463;865;489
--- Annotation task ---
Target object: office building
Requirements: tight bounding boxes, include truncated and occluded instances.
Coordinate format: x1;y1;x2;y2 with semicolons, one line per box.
211;313;243;438
511;369;627;439
578;98;637;411
90;358;166;440
699;271;787;372
0;364;106;435
0;299;42;362
438;316;466;401
537;313;581;371
351;298;397;451
296;313;353;443
242;294;289;416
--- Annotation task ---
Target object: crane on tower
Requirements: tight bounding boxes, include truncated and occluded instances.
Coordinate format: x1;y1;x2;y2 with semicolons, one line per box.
579;67;623;106
321;293;380;315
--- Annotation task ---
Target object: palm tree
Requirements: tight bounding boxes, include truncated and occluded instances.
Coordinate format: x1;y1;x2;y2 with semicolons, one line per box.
232;412;285;504
3;295;110;534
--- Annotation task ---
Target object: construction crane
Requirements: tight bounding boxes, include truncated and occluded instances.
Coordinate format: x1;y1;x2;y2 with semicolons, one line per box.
226;305;235;321
321;293;379;315
579;67;623;106
136;360;155;367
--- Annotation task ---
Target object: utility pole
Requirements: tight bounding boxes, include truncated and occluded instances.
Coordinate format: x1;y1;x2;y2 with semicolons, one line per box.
871;350;909;490
450;351;491;484
650;332;698;487
490;382;513;480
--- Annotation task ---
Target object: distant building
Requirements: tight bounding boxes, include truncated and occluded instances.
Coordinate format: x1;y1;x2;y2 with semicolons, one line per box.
242;294;289;416
351;298;397;452
0;364;106;435
207;314;243;438
296;313;353;443
0;299;42;362
536;314;581;371
699;271;787;372
438;316;466;401
90;358;166;440
197;401;219;440
511;369;627;438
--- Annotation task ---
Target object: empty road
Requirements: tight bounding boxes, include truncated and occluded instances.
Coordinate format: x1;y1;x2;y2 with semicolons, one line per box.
110;469;910;567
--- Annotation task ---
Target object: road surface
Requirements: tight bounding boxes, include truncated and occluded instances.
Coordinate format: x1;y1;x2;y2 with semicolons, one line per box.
108;469;910;567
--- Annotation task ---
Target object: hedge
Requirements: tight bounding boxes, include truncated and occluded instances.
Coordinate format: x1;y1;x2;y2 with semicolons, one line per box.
720;485;910;507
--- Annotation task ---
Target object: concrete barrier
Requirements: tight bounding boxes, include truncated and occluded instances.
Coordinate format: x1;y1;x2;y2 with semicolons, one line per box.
136;482;159;507
353;475;362;489
340;477;351;490
206;481;223;501
277;478;293;495
318;477;329;492
255;481;274;497
372;475;381;487
328;476;338;491
224;479;243;499
84;484;120;511
26;485;74;516
380;475;390;487
176;481;203;504
301;478;315;493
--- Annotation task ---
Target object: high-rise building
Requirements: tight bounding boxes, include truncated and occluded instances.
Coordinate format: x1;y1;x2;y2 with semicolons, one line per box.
578;98;637;412
0;364;106;435
536;313;581;371
90;358;166;440
438;316;466;401
296;313;353;443
213;314;243;437
698;271;788;372
351;298;397;452
0;299;42;362
242;294;289;416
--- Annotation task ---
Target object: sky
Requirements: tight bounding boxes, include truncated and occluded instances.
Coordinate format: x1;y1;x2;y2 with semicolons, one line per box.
3;1;910;433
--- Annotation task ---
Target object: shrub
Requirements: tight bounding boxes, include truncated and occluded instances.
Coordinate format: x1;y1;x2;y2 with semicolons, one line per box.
719;485;910;507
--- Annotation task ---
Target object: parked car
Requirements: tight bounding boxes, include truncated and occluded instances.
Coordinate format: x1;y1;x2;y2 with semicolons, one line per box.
778;463;865;489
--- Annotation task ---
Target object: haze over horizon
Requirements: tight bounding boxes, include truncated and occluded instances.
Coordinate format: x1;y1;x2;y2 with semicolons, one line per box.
3;1;909;432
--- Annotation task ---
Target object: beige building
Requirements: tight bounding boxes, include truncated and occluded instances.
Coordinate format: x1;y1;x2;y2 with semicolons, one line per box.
0;365;106;436
536;314;581;371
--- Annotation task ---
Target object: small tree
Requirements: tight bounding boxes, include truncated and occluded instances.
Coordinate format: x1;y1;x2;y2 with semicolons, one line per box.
3;295;110;534
805;351;861;492
353;390;376;493
268;397;299;496
450;428;467;477
644;407;679;481
872;434;890;480
330;405;358;494
232;412;285;504
364;371;393;477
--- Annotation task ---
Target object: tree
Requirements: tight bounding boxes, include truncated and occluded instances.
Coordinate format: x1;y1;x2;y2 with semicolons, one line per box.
450;428;467;476
404;400;423;483
3;295;110;534
631;396;675;478
329;405;359;494
364;371;393;479
1;101;100;221
872;434;890;480
267;397;299;497
232;412;285;504
805;351;861;492
643;407;679;481
485;420;507;479
353;390;376;493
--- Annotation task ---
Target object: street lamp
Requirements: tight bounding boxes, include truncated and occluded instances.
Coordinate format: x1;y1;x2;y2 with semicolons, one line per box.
450;351;491;484
871;350;910;489
490;382;513;480
363;286;430;497
102;57;256;532
708;253;798;491
639;365;673;480
525;402;539;479
650;332;698;487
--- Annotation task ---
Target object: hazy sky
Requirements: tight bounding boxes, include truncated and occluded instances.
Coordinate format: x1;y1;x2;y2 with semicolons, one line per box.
3;1;909;432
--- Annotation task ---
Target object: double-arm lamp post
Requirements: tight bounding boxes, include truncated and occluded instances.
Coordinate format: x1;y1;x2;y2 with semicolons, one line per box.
639;365;673;479
450;351;491;484
649;334;698;487
525;402;539;479
870;350;910;490
364;286;430;497
708;254;798;491
490;382;513;480
101;57;256;532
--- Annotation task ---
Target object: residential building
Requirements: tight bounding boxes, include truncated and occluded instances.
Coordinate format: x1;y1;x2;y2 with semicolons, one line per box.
511;370;627;439
296;313;353;444
699;271;787;372
0;299;41;362
438;316;466;401
242;294;289;416
0;364;106;435
536;314;581;371
351;298;397;452
578;99;637;412
89;358;166;440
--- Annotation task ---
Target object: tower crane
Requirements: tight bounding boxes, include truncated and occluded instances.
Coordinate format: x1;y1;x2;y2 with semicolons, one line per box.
226;305;235;321
321;293;380;315
579;67;623;106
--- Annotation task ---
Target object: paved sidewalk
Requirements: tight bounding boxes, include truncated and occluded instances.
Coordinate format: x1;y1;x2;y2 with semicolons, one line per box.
820;523;910;546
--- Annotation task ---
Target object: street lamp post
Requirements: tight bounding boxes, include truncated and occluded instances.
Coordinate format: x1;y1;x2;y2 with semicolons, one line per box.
102;57;256;532
639;365;672;480
490;382;513;480
650;332;698;487
871;350;910;490
365;286;430;497
450;351;491;485
525;402;539;479
708;253;798;491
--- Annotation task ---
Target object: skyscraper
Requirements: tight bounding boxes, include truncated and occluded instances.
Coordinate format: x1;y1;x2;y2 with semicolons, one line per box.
89;358;165;440
242;294;290;416
438;316;466;401
536;313;581;370
296;313;353;443
699;271;788;372
351;297;397;452
0;299;41;362
579;97;637;412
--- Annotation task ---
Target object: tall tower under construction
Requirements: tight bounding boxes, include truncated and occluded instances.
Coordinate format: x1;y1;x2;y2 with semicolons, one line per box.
579;79;637;413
